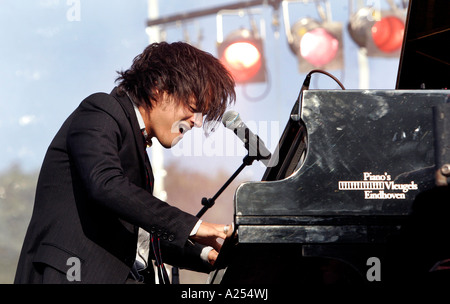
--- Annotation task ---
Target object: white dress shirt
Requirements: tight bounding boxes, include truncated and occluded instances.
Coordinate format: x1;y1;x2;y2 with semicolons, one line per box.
131;100;212;271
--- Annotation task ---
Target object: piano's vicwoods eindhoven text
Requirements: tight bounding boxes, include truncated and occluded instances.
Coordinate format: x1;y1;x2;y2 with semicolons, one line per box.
338;171;418;200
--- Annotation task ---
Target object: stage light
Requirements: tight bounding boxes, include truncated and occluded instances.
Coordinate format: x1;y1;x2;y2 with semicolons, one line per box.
348;8;405;57
217;29;266;84
371;16;405;53
300;28;339;67
289;18;343;73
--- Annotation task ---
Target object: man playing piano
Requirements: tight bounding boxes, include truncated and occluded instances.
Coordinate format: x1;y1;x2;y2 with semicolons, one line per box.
14;41;236;284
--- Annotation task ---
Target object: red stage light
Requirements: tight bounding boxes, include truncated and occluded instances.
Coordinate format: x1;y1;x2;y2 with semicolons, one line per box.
371;16;405;53
217;29;266;84
221;41;262;83
300;27;339;67
289;18;343;72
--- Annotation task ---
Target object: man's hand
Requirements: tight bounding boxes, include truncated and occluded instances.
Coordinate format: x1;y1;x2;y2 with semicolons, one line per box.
207;249;219;266
189;221;231;252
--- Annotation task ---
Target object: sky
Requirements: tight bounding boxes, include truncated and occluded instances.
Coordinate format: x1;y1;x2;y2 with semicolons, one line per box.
0;0;405;182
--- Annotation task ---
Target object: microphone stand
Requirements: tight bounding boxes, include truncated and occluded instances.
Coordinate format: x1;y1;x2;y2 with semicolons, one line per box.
170;153;267;284
196;154;257;218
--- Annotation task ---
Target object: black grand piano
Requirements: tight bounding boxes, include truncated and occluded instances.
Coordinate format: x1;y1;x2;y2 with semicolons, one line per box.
208;0;450;285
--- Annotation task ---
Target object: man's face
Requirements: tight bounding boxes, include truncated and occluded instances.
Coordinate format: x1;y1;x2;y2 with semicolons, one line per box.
147;94;203;148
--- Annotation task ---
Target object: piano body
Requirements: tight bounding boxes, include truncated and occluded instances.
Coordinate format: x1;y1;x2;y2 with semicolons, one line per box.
208;0;450;285
209;89;450;285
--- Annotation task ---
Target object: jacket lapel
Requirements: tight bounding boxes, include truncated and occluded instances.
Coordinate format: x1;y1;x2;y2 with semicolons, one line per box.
110;87;154;192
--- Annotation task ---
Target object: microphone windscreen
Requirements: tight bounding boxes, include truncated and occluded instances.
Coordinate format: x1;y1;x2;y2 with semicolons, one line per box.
222;111;241;129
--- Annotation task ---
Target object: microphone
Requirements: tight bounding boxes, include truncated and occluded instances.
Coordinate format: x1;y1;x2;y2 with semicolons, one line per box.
222;111;271;166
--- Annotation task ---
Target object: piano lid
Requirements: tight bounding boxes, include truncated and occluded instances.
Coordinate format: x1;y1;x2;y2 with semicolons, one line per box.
396;0;450;89
234;90;449;218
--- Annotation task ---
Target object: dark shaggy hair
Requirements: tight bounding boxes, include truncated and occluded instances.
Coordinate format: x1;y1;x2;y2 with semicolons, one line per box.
116;41;236;132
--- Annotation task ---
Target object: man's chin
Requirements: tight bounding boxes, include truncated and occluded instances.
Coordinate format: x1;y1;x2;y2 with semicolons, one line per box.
169;134;183;148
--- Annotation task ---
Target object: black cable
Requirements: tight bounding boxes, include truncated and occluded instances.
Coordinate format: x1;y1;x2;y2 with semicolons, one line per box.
307;69;346;90
241;67;272;102
293;69;345;118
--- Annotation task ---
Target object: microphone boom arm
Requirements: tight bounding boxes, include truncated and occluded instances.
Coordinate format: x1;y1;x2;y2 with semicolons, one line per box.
196;154;257;218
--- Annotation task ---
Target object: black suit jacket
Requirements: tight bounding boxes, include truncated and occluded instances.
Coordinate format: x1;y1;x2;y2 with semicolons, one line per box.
15;88;209;283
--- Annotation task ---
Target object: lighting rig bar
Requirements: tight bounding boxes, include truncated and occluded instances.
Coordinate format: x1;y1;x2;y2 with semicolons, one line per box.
146;0;285;27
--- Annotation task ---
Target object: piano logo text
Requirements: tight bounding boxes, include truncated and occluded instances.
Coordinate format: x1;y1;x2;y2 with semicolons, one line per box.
338;172;418;199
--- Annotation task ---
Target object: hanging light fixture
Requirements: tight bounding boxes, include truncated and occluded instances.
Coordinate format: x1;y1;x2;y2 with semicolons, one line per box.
289;18;343;72
217;28;266;83
348;5;406;57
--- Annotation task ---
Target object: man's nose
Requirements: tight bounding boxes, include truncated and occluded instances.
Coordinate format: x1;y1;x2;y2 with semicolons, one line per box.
192;112;203;128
